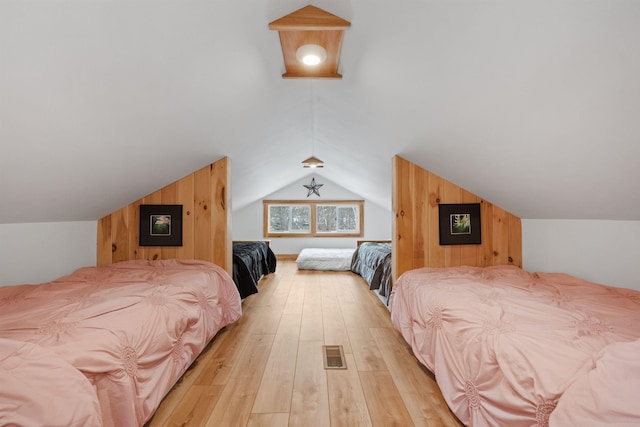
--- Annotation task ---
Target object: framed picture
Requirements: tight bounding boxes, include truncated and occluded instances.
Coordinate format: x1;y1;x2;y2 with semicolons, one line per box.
139;204;183;246
438;203;481;245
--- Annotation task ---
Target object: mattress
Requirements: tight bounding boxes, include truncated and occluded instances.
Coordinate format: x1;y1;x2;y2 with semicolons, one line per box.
390;265;640;427
350;242;392;304
0;259;242;426
232;241;277;298
550;338;640;426
296;248;355;271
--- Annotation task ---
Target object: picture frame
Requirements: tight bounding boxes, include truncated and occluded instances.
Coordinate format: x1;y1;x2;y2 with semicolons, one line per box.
438;203;481;245
139;204;183;246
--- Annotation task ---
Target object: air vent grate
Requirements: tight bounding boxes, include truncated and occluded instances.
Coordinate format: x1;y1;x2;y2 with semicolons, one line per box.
323;345;346;369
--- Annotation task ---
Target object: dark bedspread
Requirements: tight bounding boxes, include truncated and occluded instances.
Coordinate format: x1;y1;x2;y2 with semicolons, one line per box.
232;241;277;299
350;242;392;304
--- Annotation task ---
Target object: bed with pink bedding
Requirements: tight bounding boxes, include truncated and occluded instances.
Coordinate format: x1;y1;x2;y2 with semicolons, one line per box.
0;259;242;427
390;265;640;427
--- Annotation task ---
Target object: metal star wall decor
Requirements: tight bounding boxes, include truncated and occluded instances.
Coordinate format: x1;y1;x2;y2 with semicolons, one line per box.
303;178;323;197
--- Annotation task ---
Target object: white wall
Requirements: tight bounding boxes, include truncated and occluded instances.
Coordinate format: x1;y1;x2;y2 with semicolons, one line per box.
4;212;636;295
0;221;97;286
232;174;392;255
523;219;640;291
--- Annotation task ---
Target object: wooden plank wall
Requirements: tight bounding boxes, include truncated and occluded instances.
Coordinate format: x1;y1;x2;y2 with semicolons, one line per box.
392;155;522;280
97;157;232;275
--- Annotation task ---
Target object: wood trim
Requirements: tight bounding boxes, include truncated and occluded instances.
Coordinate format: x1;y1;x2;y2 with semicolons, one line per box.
277;254;298;261
265;199;363;204
268;5;351;31
263;200;364;238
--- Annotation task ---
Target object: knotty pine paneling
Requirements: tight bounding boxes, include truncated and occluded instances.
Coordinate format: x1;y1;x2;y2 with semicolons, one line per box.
392;155;522;281
97;157;231;275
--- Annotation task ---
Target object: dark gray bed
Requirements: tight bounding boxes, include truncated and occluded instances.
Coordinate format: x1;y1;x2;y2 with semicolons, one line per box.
350;241;392;305
232;241;277;299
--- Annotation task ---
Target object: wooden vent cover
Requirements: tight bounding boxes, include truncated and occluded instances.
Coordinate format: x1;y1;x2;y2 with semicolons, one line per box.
323;345;346;369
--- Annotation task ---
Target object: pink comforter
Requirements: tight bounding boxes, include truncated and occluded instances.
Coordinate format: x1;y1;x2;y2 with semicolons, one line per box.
550;338;640;427
0;259;242;427
390;265;640;427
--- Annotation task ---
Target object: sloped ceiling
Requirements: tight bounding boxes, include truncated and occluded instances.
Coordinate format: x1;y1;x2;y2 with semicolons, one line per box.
1;0;639;225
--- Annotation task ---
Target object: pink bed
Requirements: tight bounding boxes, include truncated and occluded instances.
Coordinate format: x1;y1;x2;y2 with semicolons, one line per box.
0;259;242;427
390;265;640;427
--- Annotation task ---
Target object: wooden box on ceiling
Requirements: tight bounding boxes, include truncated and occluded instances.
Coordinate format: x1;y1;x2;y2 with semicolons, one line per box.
269;5;351;79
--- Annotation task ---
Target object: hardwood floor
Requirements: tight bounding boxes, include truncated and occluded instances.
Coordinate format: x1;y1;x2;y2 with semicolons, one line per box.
146;261;463;427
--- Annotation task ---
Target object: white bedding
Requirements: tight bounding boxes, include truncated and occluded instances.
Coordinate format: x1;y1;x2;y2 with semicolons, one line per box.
296;248;355;271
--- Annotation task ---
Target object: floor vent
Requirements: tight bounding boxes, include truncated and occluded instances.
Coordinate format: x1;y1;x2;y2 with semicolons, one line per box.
323;345;347;369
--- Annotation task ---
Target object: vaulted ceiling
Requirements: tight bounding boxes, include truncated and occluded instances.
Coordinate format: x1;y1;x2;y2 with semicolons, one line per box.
1;0;639;225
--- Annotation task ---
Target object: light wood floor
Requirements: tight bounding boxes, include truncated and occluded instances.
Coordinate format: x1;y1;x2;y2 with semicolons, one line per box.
146;261;463;427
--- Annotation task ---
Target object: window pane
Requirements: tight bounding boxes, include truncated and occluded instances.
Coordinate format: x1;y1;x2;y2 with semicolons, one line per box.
316;205;337;232
291;206;311;232
269;206;291;232
337;206;358;231
268;204;310;233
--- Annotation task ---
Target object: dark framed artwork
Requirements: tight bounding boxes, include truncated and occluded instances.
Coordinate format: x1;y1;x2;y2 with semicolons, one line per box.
139;204;183;246
438;203;481;245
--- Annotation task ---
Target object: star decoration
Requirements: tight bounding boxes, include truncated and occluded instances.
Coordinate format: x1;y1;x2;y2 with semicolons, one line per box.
303;178;323;197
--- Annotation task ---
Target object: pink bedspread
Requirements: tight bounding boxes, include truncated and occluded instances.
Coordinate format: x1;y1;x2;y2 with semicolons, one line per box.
390;265;640;427
0;259;242;427
550;338;640;427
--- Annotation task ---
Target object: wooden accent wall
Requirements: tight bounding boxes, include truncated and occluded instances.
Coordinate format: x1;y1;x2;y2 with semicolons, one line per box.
392;155;522;280
97;157;232;275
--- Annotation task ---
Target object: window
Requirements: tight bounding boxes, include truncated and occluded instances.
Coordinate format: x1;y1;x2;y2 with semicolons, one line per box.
316;204;359;233
264;200;364;237
267;204;311;233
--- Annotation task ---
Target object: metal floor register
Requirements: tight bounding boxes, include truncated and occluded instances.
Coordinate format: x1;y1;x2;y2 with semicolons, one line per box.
323;345;347;369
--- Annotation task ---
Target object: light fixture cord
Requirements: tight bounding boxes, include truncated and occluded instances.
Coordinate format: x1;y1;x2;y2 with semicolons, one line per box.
311;81;318;156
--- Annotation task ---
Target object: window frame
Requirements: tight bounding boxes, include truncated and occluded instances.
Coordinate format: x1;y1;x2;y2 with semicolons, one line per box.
263;199;364;238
